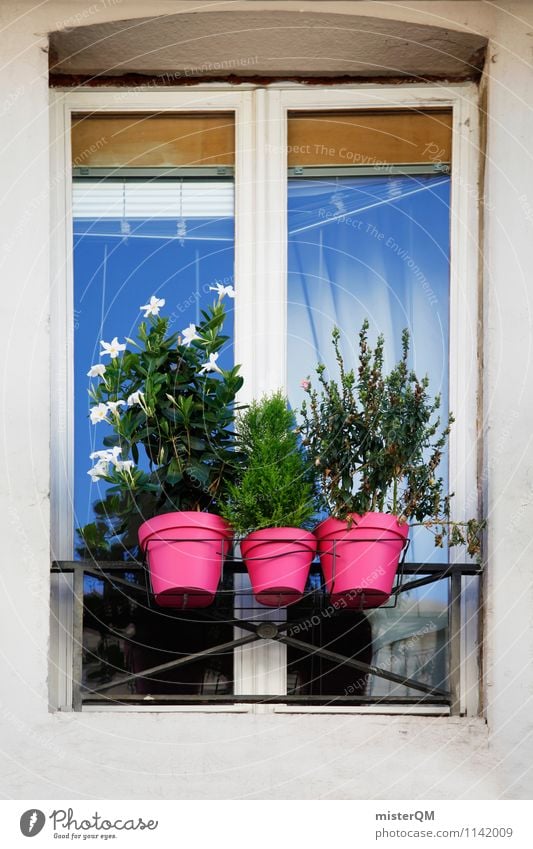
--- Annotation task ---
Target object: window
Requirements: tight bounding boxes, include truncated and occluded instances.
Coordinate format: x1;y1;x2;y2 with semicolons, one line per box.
71;113;236;532
50;87;480;714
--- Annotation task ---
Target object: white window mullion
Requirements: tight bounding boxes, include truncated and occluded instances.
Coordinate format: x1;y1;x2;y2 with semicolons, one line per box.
232;90;254;400
234;88;288;697
233;88;287;697
253;88;287;395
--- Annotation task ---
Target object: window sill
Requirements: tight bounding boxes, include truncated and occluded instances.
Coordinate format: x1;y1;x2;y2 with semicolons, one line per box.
79;703;450;716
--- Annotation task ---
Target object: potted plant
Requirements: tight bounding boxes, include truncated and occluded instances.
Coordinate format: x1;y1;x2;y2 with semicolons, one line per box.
299;320;484;608
78;287;243;608
220;392;317;606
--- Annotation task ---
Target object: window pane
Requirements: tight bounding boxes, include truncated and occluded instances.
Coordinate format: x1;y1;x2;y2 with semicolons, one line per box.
72;112;235;168
287;172;451;699
287;173;450;563
285;574;448;699
366;578;449;698
286;602;373;697
83;571;235;698
73;178;235;540
287;109;452;166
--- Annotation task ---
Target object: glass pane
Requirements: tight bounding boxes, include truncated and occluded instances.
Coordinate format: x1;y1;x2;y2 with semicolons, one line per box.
288;173;450;563
366;578;449;697
72;113;235;168
287;109;452;166
73;179;235;541
286;601;373;697
285;574;448;699
83;571;235;697
287;172;451;699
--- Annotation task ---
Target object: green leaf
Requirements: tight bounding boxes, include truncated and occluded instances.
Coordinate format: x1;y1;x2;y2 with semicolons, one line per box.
189;437;207;451
186;462;210;486
102;434;121;447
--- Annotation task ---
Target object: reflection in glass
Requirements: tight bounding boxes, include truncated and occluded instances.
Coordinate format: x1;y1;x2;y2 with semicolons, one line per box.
73;179;235;536
83;571;235;697
287;174;451;697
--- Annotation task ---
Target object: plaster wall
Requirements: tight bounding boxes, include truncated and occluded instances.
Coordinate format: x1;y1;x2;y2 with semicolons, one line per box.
0;0;532;799
49;10;486;79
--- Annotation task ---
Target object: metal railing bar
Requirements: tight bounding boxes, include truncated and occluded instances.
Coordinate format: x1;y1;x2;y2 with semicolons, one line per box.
449;572;462;715
82;568;147;596
278;634;450;698
71;567;84;712
393;571;455;595
52;560;143;572
52;559;482;576
87;632;261;694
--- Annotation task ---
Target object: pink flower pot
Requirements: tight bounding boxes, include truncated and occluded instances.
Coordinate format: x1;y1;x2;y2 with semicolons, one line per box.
314;513;409;609
138;511;232;608
241;528;317;607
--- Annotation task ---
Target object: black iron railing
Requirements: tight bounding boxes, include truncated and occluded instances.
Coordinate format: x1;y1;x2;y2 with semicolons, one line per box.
51;557;481;713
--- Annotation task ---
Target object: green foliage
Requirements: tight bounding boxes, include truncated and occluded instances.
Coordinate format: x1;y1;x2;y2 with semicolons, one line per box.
299;320;485;558
220;392;317;535
77;295;244;559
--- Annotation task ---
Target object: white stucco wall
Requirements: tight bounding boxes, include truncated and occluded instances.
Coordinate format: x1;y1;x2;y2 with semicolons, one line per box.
482;7;533;799
1;0;532;800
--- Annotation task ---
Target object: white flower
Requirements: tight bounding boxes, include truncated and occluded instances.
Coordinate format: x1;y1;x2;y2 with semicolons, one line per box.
108;447;123;466
90;403;110;424
88;459;109;481
100;337;126;359
115;459;135;473
87;363;106;378
88;447;134;478
199;352;222;374
106;400;125;415
209;283;235;299
90;446;122;464
140;296;165;317
181;323;200;347
127;391;145;407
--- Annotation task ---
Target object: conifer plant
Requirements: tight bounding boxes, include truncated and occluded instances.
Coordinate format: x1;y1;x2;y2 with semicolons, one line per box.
220;392;316;534
221;392;317;607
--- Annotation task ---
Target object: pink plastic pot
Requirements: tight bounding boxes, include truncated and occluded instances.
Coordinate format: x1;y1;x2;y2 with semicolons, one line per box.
314;513;409;609
138;511;232;608
240;528;317;607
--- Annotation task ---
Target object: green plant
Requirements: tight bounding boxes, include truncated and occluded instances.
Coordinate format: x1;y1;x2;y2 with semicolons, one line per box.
220;392;317;535
77;289;243;558
299;320;484;558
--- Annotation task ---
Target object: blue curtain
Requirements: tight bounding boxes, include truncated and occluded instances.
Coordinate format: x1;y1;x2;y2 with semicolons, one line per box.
288;174;451;565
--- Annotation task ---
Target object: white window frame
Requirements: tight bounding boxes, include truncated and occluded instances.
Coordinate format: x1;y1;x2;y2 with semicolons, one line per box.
50;83;480;715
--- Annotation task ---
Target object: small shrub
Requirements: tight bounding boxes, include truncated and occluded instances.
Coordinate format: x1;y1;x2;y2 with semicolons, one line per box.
299;320;484;558
220;392;317;535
